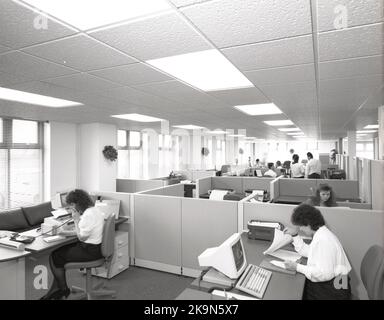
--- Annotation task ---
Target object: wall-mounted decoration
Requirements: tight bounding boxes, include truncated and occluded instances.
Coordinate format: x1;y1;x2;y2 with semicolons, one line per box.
201;147;210;156
102;145;118;161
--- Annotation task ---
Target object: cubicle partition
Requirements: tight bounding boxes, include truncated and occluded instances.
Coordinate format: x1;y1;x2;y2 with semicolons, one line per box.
137;183;185;197
371;160;384;211
242;202;384;300
196;176;273;198
132;193;239;277
270;178;360;204
116;179;164;193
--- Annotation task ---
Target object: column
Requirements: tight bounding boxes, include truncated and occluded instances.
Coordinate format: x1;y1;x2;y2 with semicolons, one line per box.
379;106;384;160
347;130;356;179
79;123;117;192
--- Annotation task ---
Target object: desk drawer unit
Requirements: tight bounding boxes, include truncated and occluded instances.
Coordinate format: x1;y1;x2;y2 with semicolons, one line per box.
92;231;129;279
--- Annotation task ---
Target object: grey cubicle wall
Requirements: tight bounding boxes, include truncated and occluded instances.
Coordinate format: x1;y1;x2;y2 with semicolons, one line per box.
133;194;182;274
242;177;273;193
320;179;359;201
371;160;384;211
116;178;164;193
212;177;243;193
181;198;238;276
196;176;212;197
278;179;317;198
92;191;131;218
137;183;184;197
242;202;384;300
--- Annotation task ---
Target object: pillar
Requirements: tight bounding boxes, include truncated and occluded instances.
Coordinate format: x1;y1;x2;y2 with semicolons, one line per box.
347;130;356;179
379;106;384;160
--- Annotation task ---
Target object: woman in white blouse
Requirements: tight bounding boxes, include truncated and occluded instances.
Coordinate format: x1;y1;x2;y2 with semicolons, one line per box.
41;189;105;300
283;204;352;300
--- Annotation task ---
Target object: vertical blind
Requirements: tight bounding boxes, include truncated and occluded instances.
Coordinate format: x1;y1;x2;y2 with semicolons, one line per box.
0;118;44;210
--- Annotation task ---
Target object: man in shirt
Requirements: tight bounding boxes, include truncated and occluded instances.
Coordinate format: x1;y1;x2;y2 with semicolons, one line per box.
283;204;352;300
305;152;322;178
263;162;277;178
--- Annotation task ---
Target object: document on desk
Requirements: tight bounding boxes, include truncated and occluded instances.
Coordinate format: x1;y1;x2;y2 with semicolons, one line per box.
263;229;301;262
209;190;228;200
211;290;259;300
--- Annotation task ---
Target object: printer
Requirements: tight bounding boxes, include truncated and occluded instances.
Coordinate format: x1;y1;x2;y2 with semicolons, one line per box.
247;220;284;241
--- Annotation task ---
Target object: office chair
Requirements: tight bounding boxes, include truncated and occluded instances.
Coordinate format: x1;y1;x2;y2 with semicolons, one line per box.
221;165;231;174
360;245;384;300
65;215;116;300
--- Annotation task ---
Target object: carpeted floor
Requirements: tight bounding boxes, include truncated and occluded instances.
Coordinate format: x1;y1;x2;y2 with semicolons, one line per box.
66;266;194;300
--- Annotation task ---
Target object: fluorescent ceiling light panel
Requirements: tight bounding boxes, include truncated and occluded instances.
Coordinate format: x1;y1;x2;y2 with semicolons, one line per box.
356;130;377;134
278;127;301;132
0;87;82;107
263;120;294;126
21;0;172;30
286;132;304;135
233;103;282;116
147;50;254;91
173;125;204;130
363;124;379;129
111;113;163;122
228;134;245;137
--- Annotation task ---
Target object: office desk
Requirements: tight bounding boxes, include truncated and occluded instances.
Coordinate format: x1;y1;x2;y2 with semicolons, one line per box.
274;196;306;205
0;216;130;299
181;234;305;300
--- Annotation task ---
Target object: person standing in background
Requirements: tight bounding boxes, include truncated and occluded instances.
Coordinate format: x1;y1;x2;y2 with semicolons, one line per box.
291;154;305;178
305;152;322;179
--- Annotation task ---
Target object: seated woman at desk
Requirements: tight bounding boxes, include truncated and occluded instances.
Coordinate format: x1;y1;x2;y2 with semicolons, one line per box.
306;184;338;207
283;204;352;300
41;189;104;300
291;154;305;178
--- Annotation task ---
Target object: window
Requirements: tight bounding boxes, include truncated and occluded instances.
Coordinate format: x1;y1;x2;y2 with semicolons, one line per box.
117;130;144;178
0;118;43;210
117;130;127;147
129;131;141;147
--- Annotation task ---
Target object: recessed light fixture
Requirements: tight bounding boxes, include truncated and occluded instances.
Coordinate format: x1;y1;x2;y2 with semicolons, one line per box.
0;87;82;107
147;49;254;92
356;130;377;134
111;113;164;122
228;134;246;137
173;125;204;130
278;128;301;132
363;124;379;129
286;132;304;135
233;103;282;116
263;120;294;126
207;130;227;134
21;0;172;31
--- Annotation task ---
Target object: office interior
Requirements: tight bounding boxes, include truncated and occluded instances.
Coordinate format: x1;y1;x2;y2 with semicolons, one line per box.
0;0;384;300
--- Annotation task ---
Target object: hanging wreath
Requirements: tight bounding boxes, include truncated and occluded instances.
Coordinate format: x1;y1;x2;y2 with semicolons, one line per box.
201;147;210;156
102;145;118;162
239;148;244;155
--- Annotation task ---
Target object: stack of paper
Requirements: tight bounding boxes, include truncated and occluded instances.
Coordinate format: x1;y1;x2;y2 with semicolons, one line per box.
248;221;281;229
263;229;302;262
209;190;228;200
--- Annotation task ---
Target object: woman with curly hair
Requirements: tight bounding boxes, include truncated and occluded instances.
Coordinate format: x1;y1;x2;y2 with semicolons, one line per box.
306;184;338;207
41;189;104;300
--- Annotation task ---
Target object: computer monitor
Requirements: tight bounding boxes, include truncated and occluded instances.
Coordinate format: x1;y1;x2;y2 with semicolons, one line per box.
255;169;263;177
198;233;247;279
52;191;68;209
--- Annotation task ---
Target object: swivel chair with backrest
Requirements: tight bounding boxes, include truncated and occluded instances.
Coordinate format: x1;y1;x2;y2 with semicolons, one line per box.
65;215;117;300
360;245;384;300
221;165;231;175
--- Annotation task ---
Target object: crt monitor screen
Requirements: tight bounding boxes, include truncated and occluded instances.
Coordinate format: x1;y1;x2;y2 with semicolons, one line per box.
232;239;245;272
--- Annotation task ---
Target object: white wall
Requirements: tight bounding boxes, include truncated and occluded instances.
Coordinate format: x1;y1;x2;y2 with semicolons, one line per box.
79;123;117;192
48;122;78;199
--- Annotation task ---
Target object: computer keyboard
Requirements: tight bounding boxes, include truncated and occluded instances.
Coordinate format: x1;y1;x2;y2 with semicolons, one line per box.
43;235;66;243
235;264;272;299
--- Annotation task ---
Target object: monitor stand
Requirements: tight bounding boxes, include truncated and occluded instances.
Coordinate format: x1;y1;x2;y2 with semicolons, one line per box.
202;268;236;287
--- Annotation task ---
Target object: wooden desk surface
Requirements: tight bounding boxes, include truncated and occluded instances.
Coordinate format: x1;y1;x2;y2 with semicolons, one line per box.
189;233;305;300
0;247;30;262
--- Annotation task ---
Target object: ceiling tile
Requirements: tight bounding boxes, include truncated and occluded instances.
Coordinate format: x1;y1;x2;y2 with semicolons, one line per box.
169;0;211;8
22;34;136;71
222;35;314;71
0;0;76;49
208;87;269;106
133;80;226;108
0;70;32;86
90;63;172;86
245;64;315;86
43;73;121;93
317;0;384;32
319;23;384;61
0;44;11;54
90;12;211;60
319;55;383;80
181;0;312;48
0;51;76;80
